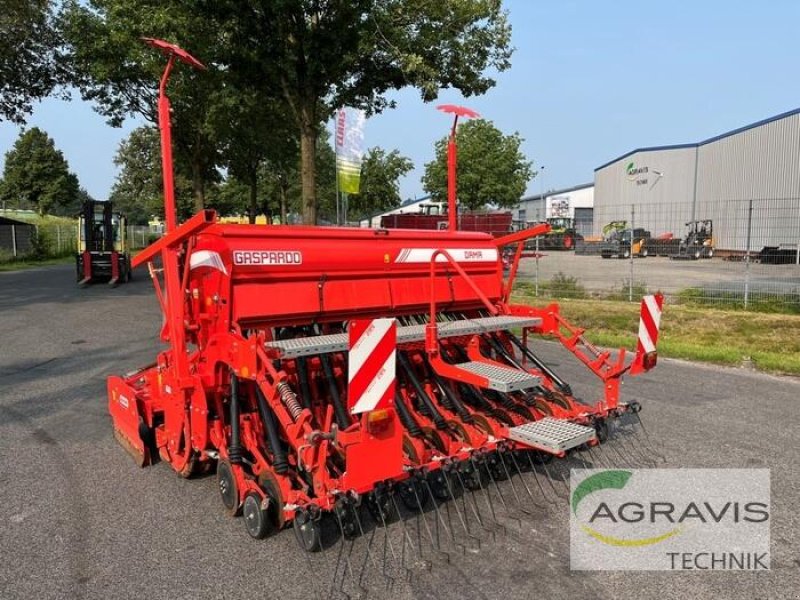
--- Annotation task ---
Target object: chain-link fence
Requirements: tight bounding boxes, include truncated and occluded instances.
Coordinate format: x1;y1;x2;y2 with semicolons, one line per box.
515;196;800;312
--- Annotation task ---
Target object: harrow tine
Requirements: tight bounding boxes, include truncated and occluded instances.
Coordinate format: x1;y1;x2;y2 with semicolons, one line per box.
442;465;482;551
496;449;535;517
331;505;366;600
453;467;498;542
522;451;558;505
388;491;427;575
615;426;656;467
472;456;511;533
410;478;450;563
583;444;608;469
632;412;667;463
507;451;546;511
538;455;570;499
349;497;394;592
421;478;464;557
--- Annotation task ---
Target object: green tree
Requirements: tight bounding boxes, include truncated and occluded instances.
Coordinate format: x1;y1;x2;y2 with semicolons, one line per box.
422;119;532;211
211;89;297;223
61;0;223;212
0;127;80;215
212;0;513;224
0;0;66;124
347;148;413;221
109;126;193;224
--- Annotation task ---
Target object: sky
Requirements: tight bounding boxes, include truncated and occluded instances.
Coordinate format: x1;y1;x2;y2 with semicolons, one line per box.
3;1;800;203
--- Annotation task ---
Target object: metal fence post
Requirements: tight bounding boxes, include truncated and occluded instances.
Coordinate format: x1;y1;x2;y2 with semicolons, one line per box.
534;237;540;297
744;199;753;310
629;204;635;302
56;225;62;253
11;224;17;257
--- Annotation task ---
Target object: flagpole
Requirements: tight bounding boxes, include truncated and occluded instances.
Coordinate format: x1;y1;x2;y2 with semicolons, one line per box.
335;163;341;225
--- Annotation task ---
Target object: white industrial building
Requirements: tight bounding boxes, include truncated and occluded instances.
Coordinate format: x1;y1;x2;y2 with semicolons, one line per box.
358;196;434;228
593;108;800;251
513;183;595;237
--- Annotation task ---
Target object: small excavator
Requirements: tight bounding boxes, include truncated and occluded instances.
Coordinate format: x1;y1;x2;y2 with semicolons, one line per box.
76;200;132;286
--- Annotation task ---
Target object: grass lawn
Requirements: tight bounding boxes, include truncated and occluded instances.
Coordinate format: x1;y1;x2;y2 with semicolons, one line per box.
512;294;800;376
0;255;73;272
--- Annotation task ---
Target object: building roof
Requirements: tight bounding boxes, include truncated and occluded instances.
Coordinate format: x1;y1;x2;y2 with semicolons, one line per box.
0;215;35;226
519;181;593;203
359;194;433;223
594;106;800;172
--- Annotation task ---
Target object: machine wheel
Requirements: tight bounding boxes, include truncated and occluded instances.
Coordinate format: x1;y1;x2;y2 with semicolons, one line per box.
563;234;574;249
427;469;452;501
243;492;272;539
365;488;395;524
622;248;631;259
217;460;240;516
398;477;430;511
293;508;322;552
692;247;701;260
593;419;609;443
705;247;714;259
641;247;649;258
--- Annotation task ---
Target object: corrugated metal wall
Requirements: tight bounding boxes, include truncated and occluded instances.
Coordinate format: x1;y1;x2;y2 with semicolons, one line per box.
695;113;800;250
594;111;800;250
593;147;697;237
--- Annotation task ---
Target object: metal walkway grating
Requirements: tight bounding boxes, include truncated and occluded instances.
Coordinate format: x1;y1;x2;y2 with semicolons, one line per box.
454;360;541;392
265;315;540;358
507;418;596;453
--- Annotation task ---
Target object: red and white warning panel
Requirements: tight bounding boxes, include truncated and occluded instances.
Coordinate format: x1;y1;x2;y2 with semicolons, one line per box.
637;293;664;355
347;318;397;415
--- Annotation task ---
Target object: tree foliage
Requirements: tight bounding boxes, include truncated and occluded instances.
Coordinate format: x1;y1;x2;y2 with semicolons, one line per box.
66;0;512;224
422;119;532;211
0;127;80;215
0;0;67;124
108;126;193;224
61;0;224;211
347;148;413;220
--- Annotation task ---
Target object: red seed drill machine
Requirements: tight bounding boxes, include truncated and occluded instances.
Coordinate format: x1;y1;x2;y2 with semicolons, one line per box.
108;39;663;549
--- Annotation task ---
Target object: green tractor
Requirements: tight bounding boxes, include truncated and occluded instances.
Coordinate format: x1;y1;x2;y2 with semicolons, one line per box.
525;217;579;251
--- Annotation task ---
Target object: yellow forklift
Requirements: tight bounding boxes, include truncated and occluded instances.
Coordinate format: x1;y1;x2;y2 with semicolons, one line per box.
76;200;131;286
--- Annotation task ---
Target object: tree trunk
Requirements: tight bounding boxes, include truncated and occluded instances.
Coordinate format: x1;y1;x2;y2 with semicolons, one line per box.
279;177;288;224
299;122;317;225
191;160;205;214
248;175;258;224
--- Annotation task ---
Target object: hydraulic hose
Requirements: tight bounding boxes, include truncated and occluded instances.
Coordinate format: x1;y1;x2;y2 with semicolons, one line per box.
397;352;448;430
394;389;423;437
506;332;572;395
228;370;242;464
320;353;351;430
429;370;474;424
255;386;289;474
294;357;312;410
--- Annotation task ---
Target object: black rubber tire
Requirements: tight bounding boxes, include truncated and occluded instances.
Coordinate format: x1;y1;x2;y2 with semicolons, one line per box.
243;492;271;539
427;470;451;501
398;478;429;512
293;510;322;552
217;460;240;516
365;490;395;525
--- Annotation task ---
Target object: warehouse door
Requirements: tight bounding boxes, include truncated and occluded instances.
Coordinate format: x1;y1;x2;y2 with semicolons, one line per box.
574;208;593;237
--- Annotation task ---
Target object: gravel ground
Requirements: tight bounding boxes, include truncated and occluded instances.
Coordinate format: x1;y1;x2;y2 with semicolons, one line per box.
515;252;800;300
0;263;797;600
